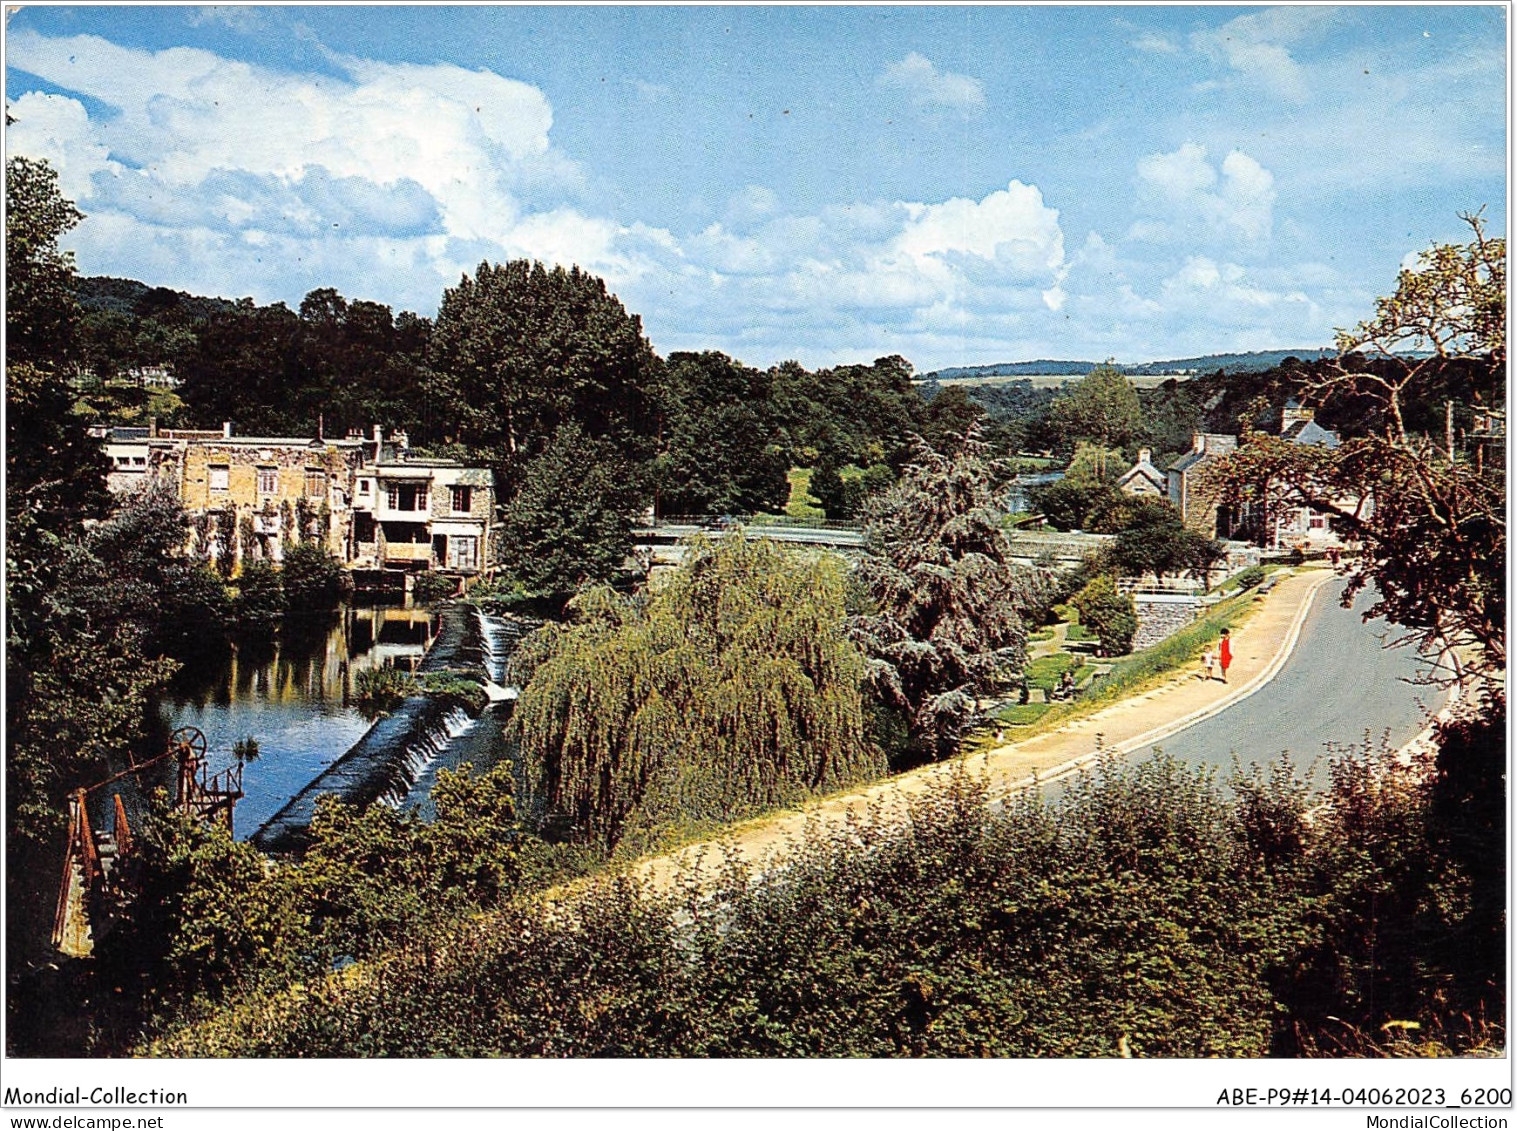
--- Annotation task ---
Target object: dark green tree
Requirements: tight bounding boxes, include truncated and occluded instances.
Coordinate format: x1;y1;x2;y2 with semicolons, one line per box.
233;560;285;630
656;351;790;515
6;156;83;365
920;384;985;456
498;422;646;596
1110;498;1224;581
430;260;661;487
1069;575;1138;656
280;540;347;614
850;432;1049;761
808;453;865;521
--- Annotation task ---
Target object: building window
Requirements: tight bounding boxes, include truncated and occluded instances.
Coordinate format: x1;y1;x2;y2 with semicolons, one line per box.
132;456;146;466
257;467;278;495
358;479;371;495
386;483;428;511
450;485;473;513
1309;514;1326;530
450;535;480;571
209;465;229;492
305;468;326;497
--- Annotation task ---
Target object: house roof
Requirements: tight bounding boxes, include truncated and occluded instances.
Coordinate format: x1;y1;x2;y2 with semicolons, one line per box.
1282;419;1340;448
1116;459;1165;491
1168;450;1207;473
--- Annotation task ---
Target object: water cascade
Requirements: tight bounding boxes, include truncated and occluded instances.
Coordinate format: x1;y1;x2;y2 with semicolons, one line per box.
251;605;534;854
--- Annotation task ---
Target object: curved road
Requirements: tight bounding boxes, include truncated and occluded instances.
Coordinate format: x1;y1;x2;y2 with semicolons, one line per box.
1140;580;1439;788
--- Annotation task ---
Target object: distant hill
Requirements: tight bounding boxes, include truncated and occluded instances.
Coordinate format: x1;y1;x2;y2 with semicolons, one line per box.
921;349;1336;382
76;276;237;321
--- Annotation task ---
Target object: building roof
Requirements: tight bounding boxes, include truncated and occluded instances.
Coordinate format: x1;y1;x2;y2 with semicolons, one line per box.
1116;458;1165;492
1282;419;1340;448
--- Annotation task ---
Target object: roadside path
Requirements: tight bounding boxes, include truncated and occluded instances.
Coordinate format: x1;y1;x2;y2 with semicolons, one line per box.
632;567;1343;890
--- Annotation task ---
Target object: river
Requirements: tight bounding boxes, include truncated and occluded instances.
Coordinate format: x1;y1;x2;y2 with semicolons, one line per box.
157;604;524;841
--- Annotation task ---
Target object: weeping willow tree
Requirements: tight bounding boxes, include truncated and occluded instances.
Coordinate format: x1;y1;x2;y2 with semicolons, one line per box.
509;534;882;848
852;430;1053;762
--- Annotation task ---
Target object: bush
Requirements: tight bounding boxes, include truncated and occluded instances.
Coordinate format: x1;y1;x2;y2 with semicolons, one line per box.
414;672;487;713
232;560;284;629
353;666;412;713
1233;566;1266;591
1069;575;1137;656
412;571;459;606
151;757;1307;1057
281;540;347;613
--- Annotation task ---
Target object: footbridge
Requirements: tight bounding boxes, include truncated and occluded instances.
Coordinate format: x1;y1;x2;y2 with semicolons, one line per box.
631;518;1109;570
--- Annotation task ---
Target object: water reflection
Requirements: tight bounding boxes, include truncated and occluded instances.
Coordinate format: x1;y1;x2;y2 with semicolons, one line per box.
159;605;442;839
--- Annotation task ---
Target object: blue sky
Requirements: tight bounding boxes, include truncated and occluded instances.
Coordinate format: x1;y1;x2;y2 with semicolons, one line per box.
4;5;1506;371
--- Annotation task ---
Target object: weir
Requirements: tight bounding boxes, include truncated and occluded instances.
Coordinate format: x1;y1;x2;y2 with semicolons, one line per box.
250;604;530;855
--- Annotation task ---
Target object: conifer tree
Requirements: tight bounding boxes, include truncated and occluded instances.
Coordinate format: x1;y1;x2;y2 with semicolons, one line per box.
850;431;1050;761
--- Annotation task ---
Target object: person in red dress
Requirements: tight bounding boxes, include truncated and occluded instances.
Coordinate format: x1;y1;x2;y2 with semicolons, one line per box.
1218;629;1232;683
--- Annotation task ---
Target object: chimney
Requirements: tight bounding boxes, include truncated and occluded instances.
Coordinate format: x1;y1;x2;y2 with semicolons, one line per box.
317;412;324;442
223;421;233;439
392;429;409;452
1193;434;1205;454
1138;448;1151;464
149;416;159;439
373;424;384;446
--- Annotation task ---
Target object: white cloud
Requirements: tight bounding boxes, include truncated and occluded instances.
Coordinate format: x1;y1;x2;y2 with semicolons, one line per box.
1135;143;1276;245
5;27;1373;370
3;30;657;306
1189;8;1339;103
1131;33;1182;55
877;53;986;113
5;92;118;201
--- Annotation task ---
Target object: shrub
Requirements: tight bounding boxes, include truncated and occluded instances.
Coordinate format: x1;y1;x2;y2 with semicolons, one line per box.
414;672;487;713
232;560;284;629
281;540;347;613
1069;575;1137;656
412;571;459;606
1233;565;1266;591
353;666;412;713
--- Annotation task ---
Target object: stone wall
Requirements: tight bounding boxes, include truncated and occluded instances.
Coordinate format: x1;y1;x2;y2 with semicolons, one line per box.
1132;593;1201;651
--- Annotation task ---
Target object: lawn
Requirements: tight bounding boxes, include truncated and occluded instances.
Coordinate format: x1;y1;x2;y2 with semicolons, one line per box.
996;702;1052;726
784;467;825;520
1023;652;1094;690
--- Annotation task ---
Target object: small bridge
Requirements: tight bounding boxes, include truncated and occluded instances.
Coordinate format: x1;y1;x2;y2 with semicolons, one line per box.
632;518;1109;570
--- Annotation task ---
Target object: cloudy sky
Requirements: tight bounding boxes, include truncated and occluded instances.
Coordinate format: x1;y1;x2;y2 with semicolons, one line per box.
4;5;1506;371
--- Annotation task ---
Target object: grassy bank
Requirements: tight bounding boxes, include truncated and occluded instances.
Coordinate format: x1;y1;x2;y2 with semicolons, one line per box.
973;572;1298;750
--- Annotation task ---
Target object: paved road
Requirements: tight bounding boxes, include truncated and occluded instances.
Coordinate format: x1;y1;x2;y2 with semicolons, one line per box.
1138;580;1440;788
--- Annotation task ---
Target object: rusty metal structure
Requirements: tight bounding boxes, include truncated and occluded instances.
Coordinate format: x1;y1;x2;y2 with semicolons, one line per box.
51;727;244;957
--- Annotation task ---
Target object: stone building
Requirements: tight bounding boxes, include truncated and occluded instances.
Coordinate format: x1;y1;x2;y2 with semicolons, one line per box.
1166;433;1239;537
350;453;497;574
1116;448;1166;497
96;421;497;577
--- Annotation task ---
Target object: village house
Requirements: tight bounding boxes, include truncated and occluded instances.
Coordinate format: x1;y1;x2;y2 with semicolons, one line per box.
1164;402;1361;551
1115;448;1167;497
349;436;497;574
1166;432;1239;537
